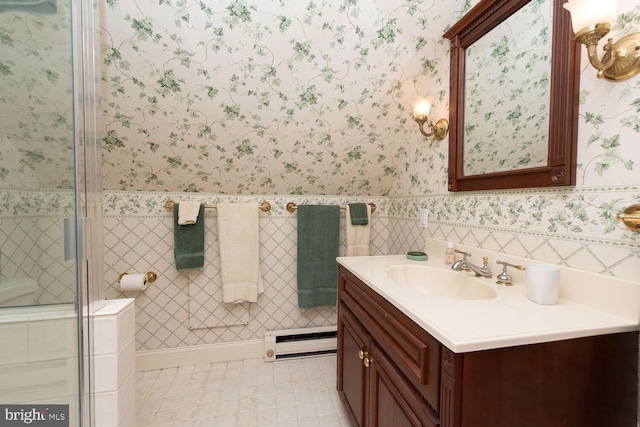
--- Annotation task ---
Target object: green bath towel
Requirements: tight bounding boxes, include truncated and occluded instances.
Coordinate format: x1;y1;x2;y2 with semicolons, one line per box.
174;203;205;271
348;203;369;225
297;205;340;309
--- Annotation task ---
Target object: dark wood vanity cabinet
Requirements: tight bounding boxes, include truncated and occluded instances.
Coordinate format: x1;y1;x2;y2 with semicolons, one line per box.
337;265;639;427
338;266;441;427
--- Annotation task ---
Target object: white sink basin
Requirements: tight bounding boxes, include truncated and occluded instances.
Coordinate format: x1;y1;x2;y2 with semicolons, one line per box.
385;265;497;300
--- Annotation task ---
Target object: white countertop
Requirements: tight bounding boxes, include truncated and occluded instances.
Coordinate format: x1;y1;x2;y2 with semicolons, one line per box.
337;255;640;353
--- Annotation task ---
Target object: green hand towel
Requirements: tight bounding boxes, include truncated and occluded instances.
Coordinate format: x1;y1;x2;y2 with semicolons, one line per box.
297;205;340;309
174;203;205;271
348;203;369;225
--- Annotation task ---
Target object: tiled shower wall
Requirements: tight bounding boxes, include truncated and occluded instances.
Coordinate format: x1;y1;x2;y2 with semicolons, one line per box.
103;191;424;352
0;189;77;304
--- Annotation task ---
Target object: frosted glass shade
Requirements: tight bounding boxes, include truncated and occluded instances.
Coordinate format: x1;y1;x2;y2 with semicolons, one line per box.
413;97;432;119
563;0;618;33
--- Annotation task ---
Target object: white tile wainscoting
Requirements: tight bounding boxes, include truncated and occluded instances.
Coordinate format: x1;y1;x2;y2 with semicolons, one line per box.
102;192;424;357
0;303;79;426
94;298;136;427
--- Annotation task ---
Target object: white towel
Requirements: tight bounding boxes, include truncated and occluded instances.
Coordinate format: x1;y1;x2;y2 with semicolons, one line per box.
218;203;264;304
178;201;201;225
346;205;371;256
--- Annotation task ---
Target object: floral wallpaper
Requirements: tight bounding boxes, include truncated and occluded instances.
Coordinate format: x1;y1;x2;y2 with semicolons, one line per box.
100;0;454;195
0;1;75;190
0;0;640;292
0;0;636;203
0;3;77;305
98;0;640;275
97;0;640;245
463;0;552;175
391;0;640;198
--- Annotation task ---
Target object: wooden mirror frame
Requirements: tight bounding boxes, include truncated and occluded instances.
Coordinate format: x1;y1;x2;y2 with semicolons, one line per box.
443;0;580;192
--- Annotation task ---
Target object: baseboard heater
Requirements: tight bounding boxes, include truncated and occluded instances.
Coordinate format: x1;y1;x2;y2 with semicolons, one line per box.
264;325;337;362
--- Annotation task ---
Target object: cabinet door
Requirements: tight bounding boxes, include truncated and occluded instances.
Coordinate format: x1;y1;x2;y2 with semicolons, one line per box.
338;305;371;427
340;265;441;410
369;343;439;427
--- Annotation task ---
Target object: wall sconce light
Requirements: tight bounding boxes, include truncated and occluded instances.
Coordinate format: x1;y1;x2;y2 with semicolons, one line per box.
563;0;640;81
412;97;449;140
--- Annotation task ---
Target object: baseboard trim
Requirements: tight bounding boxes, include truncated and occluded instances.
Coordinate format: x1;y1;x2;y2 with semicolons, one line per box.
136;339;264;371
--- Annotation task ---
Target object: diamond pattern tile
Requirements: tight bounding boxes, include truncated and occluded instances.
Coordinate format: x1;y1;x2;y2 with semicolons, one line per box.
104;212;356;349
186;222;251;330
609;251;640;279
104;205;391;351
386;218;422;255
101;192;640;353
0;212;75;305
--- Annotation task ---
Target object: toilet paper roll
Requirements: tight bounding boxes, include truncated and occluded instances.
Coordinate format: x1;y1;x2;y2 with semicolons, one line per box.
119;273;148;291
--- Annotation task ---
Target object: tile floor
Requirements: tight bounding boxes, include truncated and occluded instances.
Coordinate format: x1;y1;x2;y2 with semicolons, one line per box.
135;354;351;426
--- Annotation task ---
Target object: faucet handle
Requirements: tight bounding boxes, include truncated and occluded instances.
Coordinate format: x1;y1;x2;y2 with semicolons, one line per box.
453;250;472;271
454;249;471;259
495;260;525;286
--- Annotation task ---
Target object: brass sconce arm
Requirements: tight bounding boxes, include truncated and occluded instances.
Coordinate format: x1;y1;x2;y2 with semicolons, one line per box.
577;23;616;70
414;116;449;141
412;97;449;141
573;23;640;81
617;204;640;232
562;2;640;81
585;42;617;74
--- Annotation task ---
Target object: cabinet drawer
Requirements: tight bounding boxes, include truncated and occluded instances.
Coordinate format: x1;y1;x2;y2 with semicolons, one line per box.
340;266;441;413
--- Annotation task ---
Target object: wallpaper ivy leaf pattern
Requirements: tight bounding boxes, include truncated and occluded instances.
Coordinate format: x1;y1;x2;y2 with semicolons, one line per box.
100;0;452;195
463;0;552;176
98;0;640;255
0;2;74;190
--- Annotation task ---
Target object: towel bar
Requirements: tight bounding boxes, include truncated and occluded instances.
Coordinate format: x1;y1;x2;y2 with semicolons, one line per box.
285;202;376;213
165;200;271;213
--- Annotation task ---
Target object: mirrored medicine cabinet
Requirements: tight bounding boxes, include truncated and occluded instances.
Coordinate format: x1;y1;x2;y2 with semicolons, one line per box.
443;0;581;192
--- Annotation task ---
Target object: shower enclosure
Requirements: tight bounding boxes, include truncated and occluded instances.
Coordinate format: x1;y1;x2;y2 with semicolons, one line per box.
0;0;101;426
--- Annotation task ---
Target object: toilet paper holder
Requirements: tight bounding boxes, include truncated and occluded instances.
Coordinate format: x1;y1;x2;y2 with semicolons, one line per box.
118;271;157;285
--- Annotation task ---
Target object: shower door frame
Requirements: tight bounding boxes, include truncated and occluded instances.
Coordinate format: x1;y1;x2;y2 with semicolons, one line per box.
71;0;103;425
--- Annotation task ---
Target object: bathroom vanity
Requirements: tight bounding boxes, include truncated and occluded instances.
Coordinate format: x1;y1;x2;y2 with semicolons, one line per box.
336;256;639;427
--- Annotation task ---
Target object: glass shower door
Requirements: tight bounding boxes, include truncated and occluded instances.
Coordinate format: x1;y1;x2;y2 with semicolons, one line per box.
0;0;100;425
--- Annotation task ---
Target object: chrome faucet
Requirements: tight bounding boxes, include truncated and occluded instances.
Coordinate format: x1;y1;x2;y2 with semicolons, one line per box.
451;250;471;271
452;251;493;278
467;257;492;278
